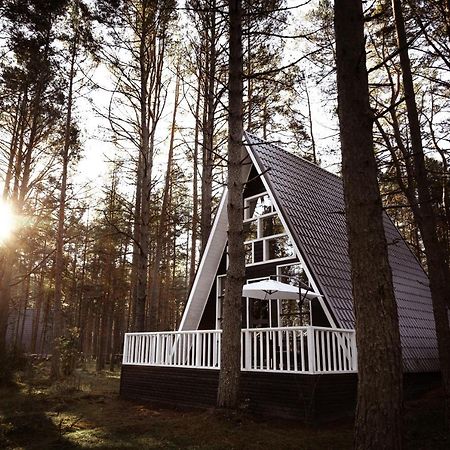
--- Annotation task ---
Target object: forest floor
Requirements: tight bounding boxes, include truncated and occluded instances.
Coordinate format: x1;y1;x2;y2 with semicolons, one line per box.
0;363;448;450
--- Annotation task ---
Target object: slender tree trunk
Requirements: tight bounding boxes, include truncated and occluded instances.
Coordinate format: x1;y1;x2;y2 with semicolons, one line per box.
3;91;26;200
201;1;217;253
334;1;403;448
148;70;180;331
134;29;152;331
305;82;317;164
31;267;45;354
392;0;450;428
217;0;245;410
18;271;31;350
0;248;14;357
190;75;202;286
130;154;142;329
51;26;78;379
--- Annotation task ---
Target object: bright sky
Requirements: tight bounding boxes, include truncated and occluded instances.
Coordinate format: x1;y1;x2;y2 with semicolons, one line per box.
72;0;340;205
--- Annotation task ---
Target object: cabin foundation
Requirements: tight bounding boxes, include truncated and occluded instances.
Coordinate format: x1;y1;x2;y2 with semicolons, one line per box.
120;365;357;422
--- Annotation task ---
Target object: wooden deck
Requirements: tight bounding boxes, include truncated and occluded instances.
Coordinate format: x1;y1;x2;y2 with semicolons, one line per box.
120;365;358;422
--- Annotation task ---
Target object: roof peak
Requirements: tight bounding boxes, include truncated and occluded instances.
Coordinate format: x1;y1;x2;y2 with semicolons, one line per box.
244;131;342;181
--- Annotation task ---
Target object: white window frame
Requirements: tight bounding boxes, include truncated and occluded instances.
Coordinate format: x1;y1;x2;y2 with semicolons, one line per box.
243;277;272;329
215;274;226;329
244;192;274;220
243;192;295;266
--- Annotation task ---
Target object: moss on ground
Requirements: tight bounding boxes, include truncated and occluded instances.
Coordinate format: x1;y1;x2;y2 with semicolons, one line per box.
0;364;448;449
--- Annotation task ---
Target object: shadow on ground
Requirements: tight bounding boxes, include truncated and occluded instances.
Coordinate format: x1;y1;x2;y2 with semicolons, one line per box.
0;366;448;450
0;380;82;449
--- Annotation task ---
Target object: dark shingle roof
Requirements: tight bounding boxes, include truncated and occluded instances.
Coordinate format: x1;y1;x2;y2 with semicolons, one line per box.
245;133;439;373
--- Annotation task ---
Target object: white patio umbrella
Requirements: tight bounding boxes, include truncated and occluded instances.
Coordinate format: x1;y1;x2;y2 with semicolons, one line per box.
242;279;322;300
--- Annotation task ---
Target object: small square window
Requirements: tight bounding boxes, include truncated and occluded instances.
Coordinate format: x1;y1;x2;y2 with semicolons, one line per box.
246;194;273;219
261;214;284;237
266;235;294;260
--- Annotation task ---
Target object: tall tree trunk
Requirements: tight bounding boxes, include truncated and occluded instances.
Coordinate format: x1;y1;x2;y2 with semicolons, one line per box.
148;70;180;331
190;74;202;286
217;0;245;410
31;266;45;354
305;82;317;164
130;153;142;329
133;29;152;331
201;1;217;253
51;25;78;379
334;1;403;448
392;0;450;428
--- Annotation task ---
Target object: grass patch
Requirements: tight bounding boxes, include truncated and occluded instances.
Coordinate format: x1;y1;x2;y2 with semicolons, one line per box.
0;363;448;449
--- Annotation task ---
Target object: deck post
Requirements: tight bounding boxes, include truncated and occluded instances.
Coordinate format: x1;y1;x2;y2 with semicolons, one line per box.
351;332;358;371
122;334;128;364
307;326;315;374
155;334;161;365
244;329;251;370
196;333;202;367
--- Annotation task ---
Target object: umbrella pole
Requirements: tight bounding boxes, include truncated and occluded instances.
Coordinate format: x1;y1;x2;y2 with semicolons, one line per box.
270;274;311;327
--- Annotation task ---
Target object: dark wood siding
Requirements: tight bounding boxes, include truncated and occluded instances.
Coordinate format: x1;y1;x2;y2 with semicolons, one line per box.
243;165;265;198
311;299;331;327
120;365;357;422
198;282;216;330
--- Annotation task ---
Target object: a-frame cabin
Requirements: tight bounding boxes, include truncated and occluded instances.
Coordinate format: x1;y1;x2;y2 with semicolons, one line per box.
120;133;439;421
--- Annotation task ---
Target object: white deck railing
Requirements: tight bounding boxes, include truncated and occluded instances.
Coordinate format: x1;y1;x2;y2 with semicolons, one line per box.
122;326;357;374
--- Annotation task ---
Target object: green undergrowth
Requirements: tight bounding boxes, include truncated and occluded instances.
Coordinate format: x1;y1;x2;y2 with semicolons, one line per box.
0;363;447;449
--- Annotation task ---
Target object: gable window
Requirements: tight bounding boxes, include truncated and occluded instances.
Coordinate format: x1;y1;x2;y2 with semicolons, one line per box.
243;192;295;265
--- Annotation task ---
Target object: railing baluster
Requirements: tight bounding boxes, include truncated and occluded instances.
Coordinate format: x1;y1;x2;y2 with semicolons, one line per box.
260;331;264;370
320;330;326;372
300;330;305;371
272;330;276;370
337;334;343;371
332;333;337;372
265;330;270;370
293;330;298;372
279;330;284;371
326;331;331;372
307;326;315;373
286;330;291;371
253;332;257;369
345;333;351;370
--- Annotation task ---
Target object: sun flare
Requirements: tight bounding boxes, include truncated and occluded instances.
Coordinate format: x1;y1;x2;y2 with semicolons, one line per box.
0;200;15;244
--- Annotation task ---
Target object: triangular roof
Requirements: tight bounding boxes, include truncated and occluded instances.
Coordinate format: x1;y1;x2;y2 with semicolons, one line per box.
180;133;439;373
245;132;438;372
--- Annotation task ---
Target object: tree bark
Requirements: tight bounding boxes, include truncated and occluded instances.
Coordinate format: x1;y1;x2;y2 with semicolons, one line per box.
51;22;78;380
334;1;403;448
217;0;245;410
201;0;217;253
190;74;202;286
148;69;180;331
